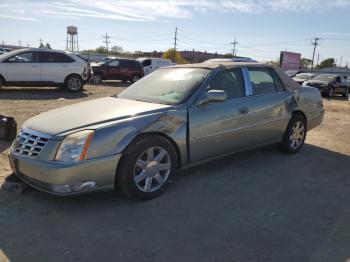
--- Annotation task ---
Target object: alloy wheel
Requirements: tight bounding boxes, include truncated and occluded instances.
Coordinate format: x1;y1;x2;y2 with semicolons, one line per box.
289;121;305;150
133;146;171;193
68;77;82;91
132;75;140;83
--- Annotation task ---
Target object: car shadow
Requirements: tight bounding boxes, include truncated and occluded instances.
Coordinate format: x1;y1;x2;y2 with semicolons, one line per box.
0;144;350;261
0;87;89;100
88;80;131;89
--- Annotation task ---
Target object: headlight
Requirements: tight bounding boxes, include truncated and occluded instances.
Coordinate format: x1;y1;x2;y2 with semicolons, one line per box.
321;83;328;87
55;130;94;163
302;81;308;86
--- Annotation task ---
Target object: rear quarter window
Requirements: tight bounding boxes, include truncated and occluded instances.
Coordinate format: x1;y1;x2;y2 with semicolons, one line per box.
248;68;278;95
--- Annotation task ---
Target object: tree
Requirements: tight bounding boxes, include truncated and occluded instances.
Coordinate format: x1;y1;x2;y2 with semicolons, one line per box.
95;46;108;54
111;45;123;54
39;43;45;48
299;58;312;69
223;53;234;58
45;43;51;49
318;58;335;69
162;48;187;64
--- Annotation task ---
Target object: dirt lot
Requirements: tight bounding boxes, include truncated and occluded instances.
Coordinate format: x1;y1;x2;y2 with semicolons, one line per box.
0;84;349;262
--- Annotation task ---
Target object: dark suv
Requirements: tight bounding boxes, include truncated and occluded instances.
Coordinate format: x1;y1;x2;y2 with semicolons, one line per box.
91;58;144;84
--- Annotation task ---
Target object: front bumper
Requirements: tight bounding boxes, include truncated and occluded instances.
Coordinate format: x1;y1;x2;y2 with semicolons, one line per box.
8;152;121;196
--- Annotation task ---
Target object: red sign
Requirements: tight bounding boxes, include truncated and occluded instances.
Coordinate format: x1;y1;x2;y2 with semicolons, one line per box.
280;51;301;70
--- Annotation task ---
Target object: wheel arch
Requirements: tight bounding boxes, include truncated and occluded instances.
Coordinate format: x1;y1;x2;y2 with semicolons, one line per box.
114;132;182;190
292;110;307;128
64;73;83;84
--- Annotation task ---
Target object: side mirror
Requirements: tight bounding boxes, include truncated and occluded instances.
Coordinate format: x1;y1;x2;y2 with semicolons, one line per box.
204;90;228;104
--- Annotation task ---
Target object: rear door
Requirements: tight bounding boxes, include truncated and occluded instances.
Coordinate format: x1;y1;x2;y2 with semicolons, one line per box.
39;51;76;83
245;67;292;144
188;68;255;163
5;51;40;82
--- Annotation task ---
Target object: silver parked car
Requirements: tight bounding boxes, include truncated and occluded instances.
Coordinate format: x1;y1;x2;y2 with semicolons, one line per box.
8;62;324;200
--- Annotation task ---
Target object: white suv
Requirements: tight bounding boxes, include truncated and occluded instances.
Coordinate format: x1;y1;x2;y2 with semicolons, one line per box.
0;48;89;92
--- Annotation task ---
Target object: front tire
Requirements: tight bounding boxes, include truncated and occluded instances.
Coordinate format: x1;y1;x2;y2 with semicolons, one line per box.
328;87;334;98
117;135;177;200
280;115;307;154
342;88;349;99
65;75;83;92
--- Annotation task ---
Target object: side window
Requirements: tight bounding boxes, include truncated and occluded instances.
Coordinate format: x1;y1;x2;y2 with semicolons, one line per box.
7;52;38;63
109;60;120;67
248;68;277;95
205;69;246;100
270;69;285;92
39;52;74;63
142;59;152;67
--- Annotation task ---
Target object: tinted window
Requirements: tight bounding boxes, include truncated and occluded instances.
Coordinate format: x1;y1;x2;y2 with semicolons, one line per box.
119;60;130;68
206;69;246;100
131;61;142;70
248;68;277;95
109;60;120;67
39;52;74;63
7;52;39;63
141;59;152;67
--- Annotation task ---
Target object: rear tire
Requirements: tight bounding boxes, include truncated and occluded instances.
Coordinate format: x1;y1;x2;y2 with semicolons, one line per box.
131;74;140;83
65;75;83;92
280;115;307;154
342;88;349;99
117;135;177;200
0;76;4;90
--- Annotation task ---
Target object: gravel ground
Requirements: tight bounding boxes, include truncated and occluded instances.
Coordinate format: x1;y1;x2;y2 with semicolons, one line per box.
0;83;349;262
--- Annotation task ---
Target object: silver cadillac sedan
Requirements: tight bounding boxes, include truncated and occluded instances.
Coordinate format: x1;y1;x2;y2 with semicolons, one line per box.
8;62;324;200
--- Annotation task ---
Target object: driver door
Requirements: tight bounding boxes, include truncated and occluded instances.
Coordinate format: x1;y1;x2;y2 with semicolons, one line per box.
188;68;254;163
5;51;40;82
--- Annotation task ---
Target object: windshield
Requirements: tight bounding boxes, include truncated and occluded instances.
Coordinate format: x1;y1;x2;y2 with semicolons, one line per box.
295;73;313;80
313;74;336;81
117;68;209;105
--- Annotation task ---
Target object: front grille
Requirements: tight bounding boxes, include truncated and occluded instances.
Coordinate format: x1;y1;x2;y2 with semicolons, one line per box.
12;129;50;158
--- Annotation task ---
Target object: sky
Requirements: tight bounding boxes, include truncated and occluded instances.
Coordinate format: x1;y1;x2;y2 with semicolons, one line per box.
1;0;350;64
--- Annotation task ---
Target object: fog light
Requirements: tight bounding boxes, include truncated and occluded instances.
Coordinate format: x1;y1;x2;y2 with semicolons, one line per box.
72;181;97;192
52;184;72;193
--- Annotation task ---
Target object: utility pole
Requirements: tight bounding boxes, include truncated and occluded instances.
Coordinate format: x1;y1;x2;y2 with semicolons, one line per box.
230;38;238;57
173;27;178;63
311;37;320;70
316;53;321;67
18;40;22;47
339;56;343;67
103;33;111;54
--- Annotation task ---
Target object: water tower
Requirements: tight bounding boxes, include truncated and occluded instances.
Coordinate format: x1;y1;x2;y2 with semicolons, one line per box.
66;26;79;52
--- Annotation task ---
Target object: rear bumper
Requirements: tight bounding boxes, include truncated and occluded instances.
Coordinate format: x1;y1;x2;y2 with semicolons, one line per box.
8;152;121;196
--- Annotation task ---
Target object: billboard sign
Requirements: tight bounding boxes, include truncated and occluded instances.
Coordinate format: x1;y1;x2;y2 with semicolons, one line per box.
280;51;301;70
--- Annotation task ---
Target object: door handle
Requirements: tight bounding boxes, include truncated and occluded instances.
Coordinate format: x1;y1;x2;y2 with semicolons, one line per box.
239;107;249;114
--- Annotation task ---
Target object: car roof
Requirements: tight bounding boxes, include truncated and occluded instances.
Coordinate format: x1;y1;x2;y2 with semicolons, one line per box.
167;61;272;70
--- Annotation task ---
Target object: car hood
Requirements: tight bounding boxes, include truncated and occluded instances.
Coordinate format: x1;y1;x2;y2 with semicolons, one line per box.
23;97;171;136
305;80;330;85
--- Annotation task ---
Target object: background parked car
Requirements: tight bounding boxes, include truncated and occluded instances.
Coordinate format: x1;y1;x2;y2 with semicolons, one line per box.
91;58;144;83
136;58;172;75
303;73;349;98
205;57;258;63
293;73;315;85
0;47;12;53
0;48;89;92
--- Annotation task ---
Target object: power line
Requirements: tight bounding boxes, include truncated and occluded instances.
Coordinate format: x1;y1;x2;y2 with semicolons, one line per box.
103;33;111;53
311;37;321;69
